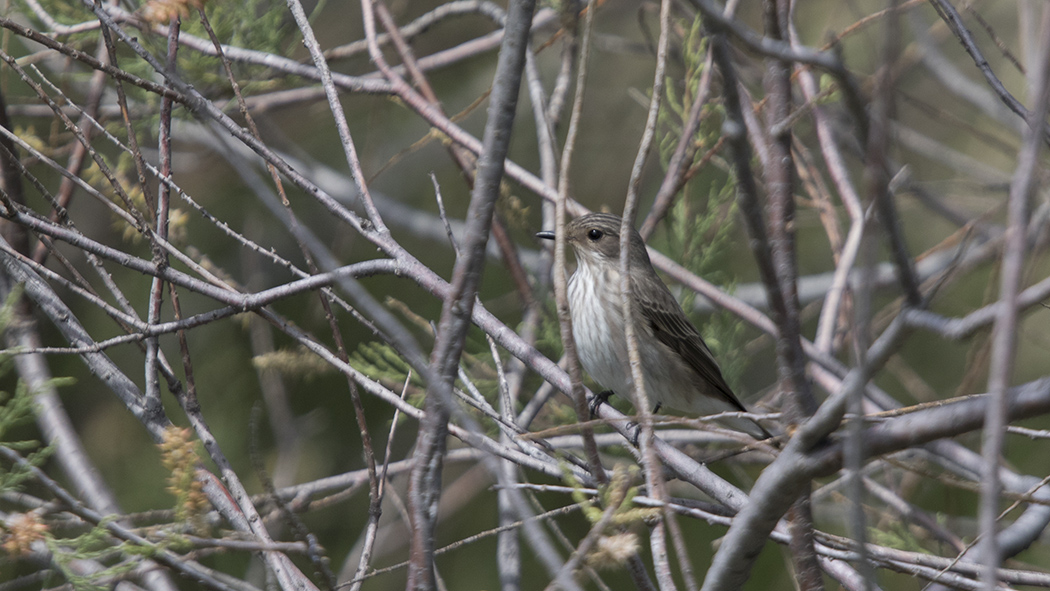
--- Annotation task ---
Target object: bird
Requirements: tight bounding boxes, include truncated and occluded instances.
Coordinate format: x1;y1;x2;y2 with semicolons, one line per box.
536;213;768;440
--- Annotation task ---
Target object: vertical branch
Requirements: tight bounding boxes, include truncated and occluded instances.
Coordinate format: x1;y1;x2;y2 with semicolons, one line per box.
704;11;817;437
847;142;878;587
762;0;815;422
620;0;687;589
347;376;407;591
405;1;536;588
699;14;832;590
761;1;820;588
491;337;521;591
848;1;904;587
551;0;607;487
979;9;1050;590
787;2;865;357
144;14;179;419
94;0;156;225
868;8;919;308
513;45;558;425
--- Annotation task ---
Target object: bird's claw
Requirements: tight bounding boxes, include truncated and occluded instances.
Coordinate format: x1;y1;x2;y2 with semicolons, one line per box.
626;420;642;447
589;390;613;418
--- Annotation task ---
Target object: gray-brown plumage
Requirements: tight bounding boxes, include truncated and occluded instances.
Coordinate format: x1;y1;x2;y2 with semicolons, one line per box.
537;213;767;439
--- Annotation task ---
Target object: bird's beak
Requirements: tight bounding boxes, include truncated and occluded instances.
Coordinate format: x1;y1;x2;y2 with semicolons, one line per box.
535;231;555;241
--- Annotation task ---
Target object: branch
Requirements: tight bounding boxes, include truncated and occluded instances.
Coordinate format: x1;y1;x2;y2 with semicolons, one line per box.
926;0;1050;145
402;0;535;587
977;10;1050;587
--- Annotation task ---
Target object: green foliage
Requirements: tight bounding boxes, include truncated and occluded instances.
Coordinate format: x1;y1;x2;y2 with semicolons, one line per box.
0;289;182;589
164;0;293;96
661;191;749;388
0;288;89;584
497;192;531;233
45;519;140;591
571;463;658;527
353;301;506;419
22;0;294;120
189;0;289;58
651;14;749;390
0;381;52;496
164;0;293;93
0;286;59;496
664;182;738;294
459;328;500;386
350;341;417;385
10;0;83;30
657;15;725;171
253;345;337;379
817;73;843;105
563;463;658;569
869;521;931;555
535;299;566;358
350;340;422;405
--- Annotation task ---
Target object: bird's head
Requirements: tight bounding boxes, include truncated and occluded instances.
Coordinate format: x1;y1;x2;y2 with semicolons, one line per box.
536;213;651;269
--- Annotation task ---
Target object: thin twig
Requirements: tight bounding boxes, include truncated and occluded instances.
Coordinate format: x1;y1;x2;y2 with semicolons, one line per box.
619;0;680;588
551;0;607;490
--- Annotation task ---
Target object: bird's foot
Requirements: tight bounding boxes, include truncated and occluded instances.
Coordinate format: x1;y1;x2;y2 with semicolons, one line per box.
589;390;614;418
623;405;662;447
626;421;642;447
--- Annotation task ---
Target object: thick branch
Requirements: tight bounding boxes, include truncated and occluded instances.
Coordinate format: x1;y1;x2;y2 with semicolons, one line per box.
406;0;535;588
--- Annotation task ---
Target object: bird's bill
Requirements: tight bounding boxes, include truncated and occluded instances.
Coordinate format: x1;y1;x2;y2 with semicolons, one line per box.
535;231;556;240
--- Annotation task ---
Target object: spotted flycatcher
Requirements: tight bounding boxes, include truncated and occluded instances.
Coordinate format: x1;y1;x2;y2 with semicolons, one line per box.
537;213;767;439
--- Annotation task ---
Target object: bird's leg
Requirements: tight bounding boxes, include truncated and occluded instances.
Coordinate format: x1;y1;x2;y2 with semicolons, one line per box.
589;391;643;446
589;390;614;418
619;403;662;446
627;422;643;447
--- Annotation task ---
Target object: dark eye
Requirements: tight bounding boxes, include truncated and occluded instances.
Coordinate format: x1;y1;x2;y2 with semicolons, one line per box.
587;228;603;241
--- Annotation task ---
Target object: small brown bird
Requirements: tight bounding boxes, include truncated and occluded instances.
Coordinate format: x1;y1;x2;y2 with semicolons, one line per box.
537;213;767;439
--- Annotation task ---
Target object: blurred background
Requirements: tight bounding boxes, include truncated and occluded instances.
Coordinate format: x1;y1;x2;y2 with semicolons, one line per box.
1;0;1049;589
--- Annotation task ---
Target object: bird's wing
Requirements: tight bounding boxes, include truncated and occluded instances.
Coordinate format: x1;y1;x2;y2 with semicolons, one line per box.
637;283;748;412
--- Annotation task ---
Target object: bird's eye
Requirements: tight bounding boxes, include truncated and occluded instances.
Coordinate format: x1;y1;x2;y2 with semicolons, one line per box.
587;228;603;241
